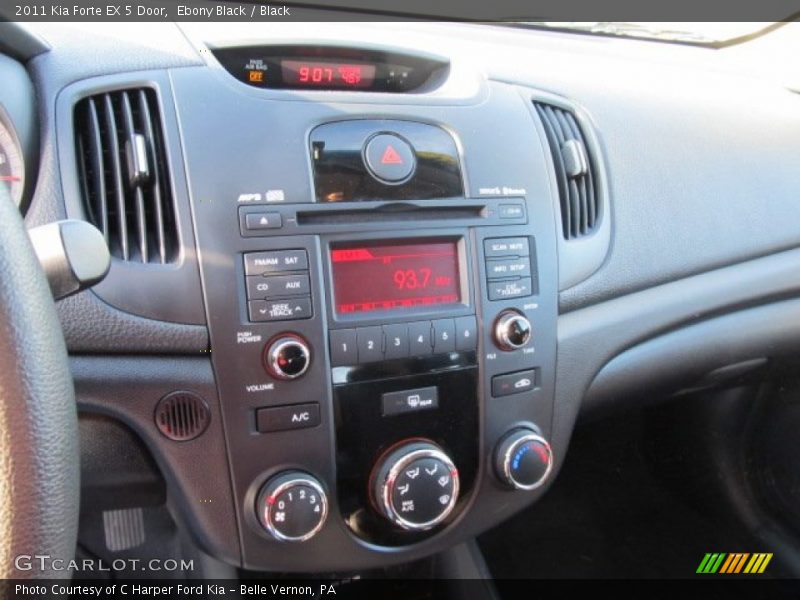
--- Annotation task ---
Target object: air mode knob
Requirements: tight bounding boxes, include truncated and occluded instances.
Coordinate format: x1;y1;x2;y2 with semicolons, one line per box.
264;335;311;380
493;310;532;351
495;429;553;490
370;440;460;531
256;471;328;542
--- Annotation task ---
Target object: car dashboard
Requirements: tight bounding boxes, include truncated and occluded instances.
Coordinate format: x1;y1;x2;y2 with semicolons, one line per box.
3;19;800;577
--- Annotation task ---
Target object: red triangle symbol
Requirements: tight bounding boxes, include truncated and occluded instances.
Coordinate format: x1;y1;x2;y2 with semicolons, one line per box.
380;145;404;165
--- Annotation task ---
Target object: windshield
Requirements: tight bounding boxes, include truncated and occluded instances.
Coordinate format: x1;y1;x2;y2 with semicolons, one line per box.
525;22;781;45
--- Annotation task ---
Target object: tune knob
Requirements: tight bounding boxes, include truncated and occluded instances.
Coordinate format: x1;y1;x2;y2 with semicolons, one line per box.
264;335;311;380
256;471;328;542
493;310;532;351
370;440;460;531
495;429;553;490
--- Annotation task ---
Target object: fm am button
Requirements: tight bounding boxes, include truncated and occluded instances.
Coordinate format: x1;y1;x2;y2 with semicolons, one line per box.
257;403;320;433
364;133;416;184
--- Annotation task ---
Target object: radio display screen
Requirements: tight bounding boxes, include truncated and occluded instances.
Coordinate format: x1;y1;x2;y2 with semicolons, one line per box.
331;240;462;314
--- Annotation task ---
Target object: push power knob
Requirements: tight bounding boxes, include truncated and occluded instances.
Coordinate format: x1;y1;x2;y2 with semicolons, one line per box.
264;335;311;380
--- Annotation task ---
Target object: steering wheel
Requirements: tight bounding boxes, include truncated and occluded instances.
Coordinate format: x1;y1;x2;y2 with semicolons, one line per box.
0;186;78;577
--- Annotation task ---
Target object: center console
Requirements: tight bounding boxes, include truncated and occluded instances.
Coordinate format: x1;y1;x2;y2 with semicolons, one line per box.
170;56;559;570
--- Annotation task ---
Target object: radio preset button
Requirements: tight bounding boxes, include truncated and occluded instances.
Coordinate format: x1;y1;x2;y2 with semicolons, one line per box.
245;250;309;275
454;316;478;351
383;324;410;360
432;319;456;354
484;237;530;259
486;257;531;280
249;298;313;322
330;329;358;367
356;326;384;363
488;277;533;300
408;321;433;356
246;274;310;300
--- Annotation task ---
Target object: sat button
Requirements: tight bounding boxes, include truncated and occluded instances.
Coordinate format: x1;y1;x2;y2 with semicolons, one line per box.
364;133;416;184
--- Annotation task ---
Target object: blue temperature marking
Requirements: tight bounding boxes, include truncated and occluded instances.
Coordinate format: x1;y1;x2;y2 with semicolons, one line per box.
511;443;532;471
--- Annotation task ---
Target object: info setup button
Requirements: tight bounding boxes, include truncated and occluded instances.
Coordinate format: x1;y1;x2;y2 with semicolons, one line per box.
382;386;439;417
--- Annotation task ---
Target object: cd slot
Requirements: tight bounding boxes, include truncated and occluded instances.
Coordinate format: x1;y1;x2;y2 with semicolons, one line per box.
296;204;486;226
238;198;526;237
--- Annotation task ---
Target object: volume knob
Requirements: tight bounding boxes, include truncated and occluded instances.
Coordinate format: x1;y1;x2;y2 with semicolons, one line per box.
264;335;311;380
494;311;532;351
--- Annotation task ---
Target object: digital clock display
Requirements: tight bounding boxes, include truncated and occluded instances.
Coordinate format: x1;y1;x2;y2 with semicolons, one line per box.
281;60;376;89
331;241;463;315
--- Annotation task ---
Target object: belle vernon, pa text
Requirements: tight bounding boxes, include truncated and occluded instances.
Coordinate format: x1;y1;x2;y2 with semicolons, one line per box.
16;584;337;596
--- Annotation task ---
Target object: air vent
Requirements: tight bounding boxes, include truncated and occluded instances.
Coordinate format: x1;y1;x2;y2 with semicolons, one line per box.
154;391;210;442
74;88;178;264
534;102;599;240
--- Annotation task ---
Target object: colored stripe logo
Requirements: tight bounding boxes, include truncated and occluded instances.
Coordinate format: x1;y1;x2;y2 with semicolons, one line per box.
696;553;773;574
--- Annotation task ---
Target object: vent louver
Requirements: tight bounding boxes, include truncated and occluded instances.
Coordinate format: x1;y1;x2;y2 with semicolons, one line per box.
74;88;178;264
534;102;599;240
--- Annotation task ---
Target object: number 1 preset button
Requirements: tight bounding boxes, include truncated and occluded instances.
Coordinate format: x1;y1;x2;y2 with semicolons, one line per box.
329;329;357;366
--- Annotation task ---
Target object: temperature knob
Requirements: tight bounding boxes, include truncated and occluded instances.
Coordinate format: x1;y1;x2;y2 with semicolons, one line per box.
495;429;553;490
493;310;532;351
256;471;328;542
264;335;311;380
370;440;459;531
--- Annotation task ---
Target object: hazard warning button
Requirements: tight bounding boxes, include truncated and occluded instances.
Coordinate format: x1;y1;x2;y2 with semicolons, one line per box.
363;133;417;184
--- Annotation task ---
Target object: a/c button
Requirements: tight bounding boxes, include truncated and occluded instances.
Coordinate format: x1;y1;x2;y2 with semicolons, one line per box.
256;403;320;433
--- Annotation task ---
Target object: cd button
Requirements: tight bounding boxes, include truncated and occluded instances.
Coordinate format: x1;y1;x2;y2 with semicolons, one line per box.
246;274;310;300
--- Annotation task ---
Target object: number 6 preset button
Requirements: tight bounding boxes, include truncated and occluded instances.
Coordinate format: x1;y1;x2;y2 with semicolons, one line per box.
356;326;384;363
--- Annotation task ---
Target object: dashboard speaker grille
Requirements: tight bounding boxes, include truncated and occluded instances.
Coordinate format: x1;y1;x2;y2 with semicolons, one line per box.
74;88;178;264
534;102;599;240
155;391;210;442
